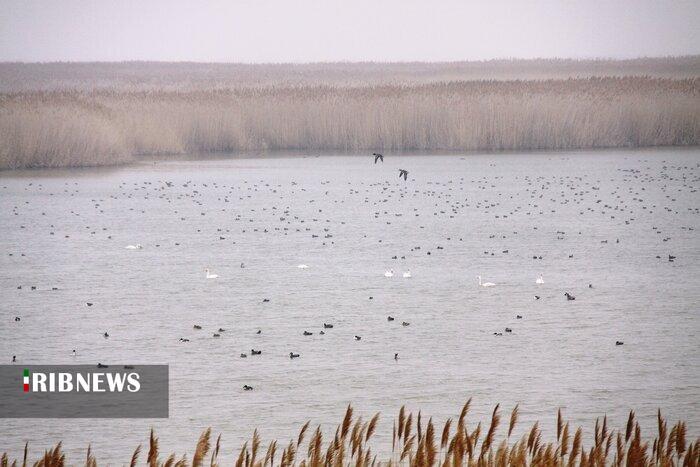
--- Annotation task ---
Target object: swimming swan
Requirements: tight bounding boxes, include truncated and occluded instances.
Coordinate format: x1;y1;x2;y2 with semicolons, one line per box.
478;275;496;287
536;275;544;284
384;269;394;277
125;244;143;250
297;264;309;269
205;268;219;279
403;270;412;278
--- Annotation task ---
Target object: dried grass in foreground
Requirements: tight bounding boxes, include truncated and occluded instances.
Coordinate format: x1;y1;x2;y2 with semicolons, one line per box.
2;402;698;466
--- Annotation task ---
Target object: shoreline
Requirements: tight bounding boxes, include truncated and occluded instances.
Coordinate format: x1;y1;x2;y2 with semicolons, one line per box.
0;145;698;174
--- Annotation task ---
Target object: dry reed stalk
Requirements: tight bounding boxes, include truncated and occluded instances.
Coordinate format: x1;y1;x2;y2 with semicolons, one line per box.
527;422;539;455
626;411;635;443
234;442;247;467
401;435;416;462
441;419;452;450
366;413;380;442
341;405;353;441
192;428;211;467
250;429;261;467
568;427;582;467
4;402;700;466
129;445;140;467
425;418;437;467
147;429;159;467
508;405;519;439
298;421;311;447
404;413;413;446
560;422;570;459
398;406;406;441
459;399;472;429
480;404;501;459
557;409;564;443
210;435;221;467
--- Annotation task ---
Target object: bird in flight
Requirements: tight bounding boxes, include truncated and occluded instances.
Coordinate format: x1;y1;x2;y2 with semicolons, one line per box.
373;153;384;164
399;169;408;181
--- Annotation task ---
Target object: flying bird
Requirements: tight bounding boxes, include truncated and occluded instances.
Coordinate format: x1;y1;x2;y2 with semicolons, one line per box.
399;169;408;181
373;153;384;164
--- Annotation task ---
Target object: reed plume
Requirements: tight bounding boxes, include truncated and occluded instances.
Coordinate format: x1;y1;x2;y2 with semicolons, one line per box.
192;428;211;467
129;445;140;467
3;401;698;466
508;405;519;439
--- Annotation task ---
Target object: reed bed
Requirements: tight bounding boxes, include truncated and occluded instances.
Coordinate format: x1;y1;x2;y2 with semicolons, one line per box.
2;58;699;92
2;401;698;466
1;76;699;169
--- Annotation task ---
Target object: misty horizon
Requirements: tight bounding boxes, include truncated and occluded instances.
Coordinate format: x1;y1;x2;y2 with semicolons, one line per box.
2;0;699;63
3;55;700;65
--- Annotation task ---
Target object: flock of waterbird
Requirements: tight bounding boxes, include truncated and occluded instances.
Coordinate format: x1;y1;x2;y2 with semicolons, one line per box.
5;152;697;391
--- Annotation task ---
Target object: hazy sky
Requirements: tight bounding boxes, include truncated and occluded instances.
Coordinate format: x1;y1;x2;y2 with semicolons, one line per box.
1;0;699;63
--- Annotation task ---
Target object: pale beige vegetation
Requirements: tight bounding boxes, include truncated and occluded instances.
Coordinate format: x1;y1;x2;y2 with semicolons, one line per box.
1;59;699;169
2;58;699;92
2;402;698;466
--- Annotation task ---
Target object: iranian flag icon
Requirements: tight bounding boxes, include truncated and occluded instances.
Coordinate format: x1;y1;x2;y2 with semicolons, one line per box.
23;368;29;392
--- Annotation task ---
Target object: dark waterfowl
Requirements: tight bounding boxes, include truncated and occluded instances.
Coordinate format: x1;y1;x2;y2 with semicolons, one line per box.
373;153;384;164
399;169;408;181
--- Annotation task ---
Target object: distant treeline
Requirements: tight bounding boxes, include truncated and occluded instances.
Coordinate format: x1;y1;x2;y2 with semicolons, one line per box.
1;57;699;92
1;75;699;169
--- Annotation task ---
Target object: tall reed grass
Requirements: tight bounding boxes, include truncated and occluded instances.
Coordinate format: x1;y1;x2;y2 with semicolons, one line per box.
2;58;699;92
1;77;698;169
2;401;697;466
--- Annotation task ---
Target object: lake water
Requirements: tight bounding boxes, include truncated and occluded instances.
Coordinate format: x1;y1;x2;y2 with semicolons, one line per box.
1;149;699;464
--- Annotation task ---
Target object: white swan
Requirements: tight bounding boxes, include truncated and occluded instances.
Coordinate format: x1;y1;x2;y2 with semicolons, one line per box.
205;268;219;279
403;270;412;278
478;275;496;287
384;269;394;278
125;244;142;250
536;275;544;284
297;264;309;269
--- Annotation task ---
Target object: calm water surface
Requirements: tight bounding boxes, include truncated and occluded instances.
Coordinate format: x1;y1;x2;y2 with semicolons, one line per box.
1;150;699;464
